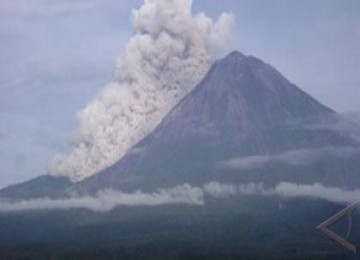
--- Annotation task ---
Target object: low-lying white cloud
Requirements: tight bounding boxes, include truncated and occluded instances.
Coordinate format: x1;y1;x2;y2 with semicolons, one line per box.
220;147;360;170
274;182;360;204
1;181;358;212
203;181;237;198
0;184;204;212
306;115;360;143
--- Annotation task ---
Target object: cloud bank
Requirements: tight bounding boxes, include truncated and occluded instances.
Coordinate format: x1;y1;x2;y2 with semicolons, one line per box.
49;0;235;181
220;147;360;170
1;181;358;213
274;182;360;204
0;184;204;212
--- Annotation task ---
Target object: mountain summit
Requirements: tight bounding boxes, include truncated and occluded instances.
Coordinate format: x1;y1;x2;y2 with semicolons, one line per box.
1;51;360;198
154;51;333;137
71;51;358;193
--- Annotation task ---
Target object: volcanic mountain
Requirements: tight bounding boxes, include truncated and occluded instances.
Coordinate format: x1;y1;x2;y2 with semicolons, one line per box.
2;51;360;199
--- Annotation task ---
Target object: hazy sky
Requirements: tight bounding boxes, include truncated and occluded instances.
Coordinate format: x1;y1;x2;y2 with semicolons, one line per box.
0;0;359;188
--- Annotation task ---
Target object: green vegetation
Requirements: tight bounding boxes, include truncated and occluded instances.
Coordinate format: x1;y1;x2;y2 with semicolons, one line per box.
0;196;355;259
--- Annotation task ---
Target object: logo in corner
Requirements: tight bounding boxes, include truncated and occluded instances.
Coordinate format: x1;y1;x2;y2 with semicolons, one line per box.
316;203;357;254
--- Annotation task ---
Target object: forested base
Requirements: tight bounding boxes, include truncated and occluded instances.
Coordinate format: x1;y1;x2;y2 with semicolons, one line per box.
0;243;350;260
0;196;356;260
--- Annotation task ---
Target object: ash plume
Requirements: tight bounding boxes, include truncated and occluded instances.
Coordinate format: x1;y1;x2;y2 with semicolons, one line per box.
49;0;235;181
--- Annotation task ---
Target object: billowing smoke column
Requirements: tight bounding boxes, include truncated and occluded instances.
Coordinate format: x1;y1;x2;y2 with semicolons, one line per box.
49;0;235;181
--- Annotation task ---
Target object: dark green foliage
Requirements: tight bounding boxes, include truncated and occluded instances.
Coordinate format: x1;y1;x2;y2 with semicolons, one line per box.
0;197;356;259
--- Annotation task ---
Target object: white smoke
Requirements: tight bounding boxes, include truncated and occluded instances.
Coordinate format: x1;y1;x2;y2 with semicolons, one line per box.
49;0;234;181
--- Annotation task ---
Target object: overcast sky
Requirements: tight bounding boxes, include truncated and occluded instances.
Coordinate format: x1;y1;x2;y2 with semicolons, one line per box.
0;0;359;188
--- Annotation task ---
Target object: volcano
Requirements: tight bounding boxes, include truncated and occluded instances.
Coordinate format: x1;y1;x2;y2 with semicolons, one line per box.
1;51;360;199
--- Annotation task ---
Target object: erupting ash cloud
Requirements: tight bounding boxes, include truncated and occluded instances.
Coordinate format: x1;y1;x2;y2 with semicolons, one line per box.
49;0;234;181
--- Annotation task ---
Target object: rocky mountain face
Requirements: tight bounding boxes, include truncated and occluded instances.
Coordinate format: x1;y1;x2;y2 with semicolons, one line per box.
71;51;359;193
1;51;360;199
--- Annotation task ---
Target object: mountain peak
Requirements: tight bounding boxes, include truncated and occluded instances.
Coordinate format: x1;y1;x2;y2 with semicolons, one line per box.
1;51;359;198
216;51;278;79
223;50;247;60
71;53;357;193
159;51;334;136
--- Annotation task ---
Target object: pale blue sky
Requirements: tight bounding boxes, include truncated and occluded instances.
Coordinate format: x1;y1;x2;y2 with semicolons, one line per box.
0;0;359;188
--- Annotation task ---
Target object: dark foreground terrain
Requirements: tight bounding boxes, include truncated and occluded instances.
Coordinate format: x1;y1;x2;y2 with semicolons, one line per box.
0;196;357;260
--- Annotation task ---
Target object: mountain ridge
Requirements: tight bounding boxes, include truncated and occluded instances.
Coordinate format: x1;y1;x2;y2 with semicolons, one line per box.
70;51;358;193
1;51;360;199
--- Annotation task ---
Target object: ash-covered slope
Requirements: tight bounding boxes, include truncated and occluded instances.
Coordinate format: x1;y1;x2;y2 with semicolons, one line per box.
72;51;360;193
2;51;360;199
